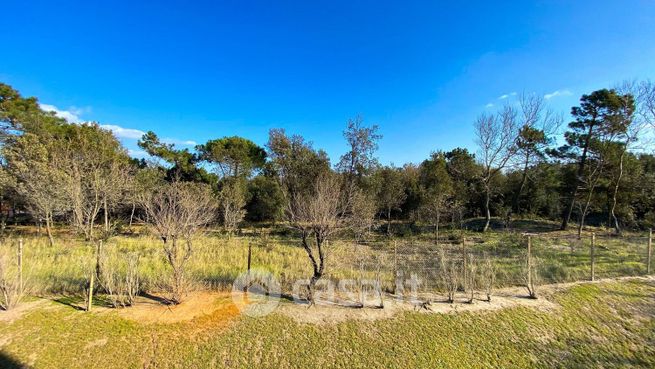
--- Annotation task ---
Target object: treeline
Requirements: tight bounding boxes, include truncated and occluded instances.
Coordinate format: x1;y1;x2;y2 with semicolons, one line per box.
1;81;655;241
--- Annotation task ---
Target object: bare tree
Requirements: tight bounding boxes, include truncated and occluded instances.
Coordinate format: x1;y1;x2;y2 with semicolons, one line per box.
99;250;140;308
287;173;347;305
474;106;519;232
511;93;562;215
63;124;130;241
0;243;24;310
3;134;69;246
218;178;247;236
481;254;496;302
438;247;459;303
141;181;217;304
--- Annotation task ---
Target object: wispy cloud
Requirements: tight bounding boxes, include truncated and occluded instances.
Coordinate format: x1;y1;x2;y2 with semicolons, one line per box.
162;138;197;146
544;89;572;100
39;103;91;123
41;103;196;148
485;103;495;108
100;124;146;140
498;92;517;100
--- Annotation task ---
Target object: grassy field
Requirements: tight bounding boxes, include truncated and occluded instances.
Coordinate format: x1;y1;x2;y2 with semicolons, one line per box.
0;278;653;368
0;221;653;368
3;220;652;297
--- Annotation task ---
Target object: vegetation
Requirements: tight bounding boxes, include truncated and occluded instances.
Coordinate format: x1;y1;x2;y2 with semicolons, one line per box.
1;80;655;367
0;278;653;368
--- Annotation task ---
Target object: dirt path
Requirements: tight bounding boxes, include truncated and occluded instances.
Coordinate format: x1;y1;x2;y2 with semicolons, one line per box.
275;275;655;324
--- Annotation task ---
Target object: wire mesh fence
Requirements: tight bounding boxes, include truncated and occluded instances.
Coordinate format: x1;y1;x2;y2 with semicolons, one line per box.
296;231;654;299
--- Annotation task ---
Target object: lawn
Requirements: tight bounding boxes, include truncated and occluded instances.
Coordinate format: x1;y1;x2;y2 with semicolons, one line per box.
0;278;653;368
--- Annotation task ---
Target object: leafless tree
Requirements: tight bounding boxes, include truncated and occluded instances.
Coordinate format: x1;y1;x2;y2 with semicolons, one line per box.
287;173;347;305
141;181;217;304
639;80;655;129
511;93;562;215
475;106;519;232
465;253;477;303
481;253;496;302
438;247;459;303
63;124;131;241
219;179;247;236
99;250;140;308
3;134;69;246
0;244;24;310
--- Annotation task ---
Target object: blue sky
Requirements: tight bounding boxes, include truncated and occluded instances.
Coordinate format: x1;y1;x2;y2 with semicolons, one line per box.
2;1;654;164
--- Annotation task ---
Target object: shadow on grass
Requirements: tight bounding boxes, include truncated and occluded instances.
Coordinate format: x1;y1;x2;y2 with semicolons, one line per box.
0;350;26;369
52;295;87;311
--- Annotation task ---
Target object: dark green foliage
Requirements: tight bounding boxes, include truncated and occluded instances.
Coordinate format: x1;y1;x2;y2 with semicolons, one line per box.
245;175;284;222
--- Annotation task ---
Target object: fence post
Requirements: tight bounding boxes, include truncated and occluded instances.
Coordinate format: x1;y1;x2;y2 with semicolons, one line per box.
87;272;94;312
393;241;398;295
461;238;468;292
527;235;532;290
247;241;252;273
648;229;652;275
590;233;595;282
18;239;23;292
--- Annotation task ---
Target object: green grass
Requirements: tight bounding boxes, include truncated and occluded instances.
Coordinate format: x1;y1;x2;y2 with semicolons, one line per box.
2;221;652;298
1;279;653;368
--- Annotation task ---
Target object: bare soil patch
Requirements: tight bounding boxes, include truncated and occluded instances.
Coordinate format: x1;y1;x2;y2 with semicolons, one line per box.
0;299;47;324
117;291;240;324
275;276;655;324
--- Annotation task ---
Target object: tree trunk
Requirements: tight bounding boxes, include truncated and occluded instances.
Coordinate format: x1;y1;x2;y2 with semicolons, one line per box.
45;212;55;247
609;149;626;235
562;123;595;230
513;152;531;214
103;196;110;234
386;208;392;236
128;202;136;231
435;210;440;246
483;184;491;232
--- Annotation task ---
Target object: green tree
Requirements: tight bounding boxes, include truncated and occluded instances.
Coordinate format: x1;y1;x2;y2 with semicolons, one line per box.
196;136;266;178
246;175;284;222
419;151;454;240
374;165;407;235
138;131;214;184
557;89;634;230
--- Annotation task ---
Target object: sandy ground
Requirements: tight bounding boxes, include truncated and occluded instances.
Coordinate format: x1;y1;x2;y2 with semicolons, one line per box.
1;276;652;327
275;275;655;324
116;291;240;324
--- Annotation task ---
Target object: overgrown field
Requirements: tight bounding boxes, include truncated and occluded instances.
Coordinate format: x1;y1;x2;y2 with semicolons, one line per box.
1;278;654;368
4;222;652;298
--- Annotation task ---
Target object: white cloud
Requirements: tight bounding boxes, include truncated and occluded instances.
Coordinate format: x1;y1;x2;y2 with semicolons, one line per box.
485;103;495;108
544;89;572;100
39;103;90;123
100;124;146;139
162;138;197;146
498;92;517;100
41;103;196;147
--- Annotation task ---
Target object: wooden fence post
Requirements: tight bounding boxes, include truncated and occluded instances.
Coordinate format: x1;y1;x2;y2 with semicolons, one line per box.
18;239;23;292
393;241;398;295
590;233;596;282
527;235;532;290
247;241;252;273
648;229;652;275
87;272;94;312
462;238;468;292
